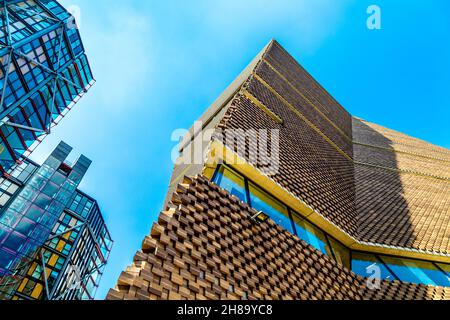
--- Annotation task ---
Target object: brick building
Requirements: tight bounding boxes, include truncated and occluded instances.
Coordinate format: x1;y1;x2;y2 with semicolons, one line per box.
107;40;450;300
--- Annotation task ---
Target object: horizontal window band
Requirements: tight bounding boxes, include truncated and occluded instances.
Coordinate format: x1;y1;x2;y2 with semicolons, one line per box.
203;140;450;263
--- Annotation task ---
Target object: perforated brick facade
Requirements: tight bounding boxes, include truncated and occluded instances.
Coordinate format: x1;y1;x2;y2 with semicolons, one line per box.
107;176;450;300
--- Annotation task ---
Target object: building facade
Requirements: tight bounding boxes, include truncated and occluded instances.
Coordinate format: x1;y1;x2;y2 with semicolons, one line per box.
0;0;94;173
0;141;112;300
107;40;450;300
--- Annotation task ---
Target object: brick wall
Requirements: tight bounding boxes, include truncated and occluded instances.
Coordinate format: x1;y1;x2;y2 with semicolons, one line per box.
107;176;450;300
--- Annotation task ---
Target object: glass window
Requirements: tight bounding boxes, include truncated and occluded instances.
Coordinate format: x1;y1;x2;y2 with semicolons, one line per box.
3;232;26;251
15;218;36;237
0;248;15;270
329;237;350;268
31;283;43;299
35;194;52;210
248;183;293;233
352;253;395;281
291;212;333;257
379;256;450;287
0;193;11;206
437;263;450;277
51;172;66;185
213;166;248;203
26;205;45;222
0;209;21;228
42;182;59;198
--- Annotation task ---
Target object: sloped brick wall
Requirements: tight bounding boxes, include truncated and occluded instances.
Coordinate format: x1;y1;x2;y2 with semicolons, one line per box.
107;176;450;300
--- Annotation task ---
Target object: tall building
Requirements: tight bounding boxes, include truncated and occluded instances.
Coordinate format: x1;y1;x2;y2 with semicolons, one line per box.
0;141;112;300
0;0;94;173
107;40;450;300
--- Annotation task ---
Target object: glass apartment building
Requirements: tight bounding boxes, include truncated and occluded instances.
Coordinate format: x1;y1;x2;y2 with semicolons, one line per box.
0;141;112;300
0;0;94;173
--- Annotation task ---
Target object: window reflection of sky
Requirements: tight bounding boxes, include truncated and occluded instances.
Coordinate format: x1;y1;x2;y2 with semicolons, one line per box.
212;165;450;288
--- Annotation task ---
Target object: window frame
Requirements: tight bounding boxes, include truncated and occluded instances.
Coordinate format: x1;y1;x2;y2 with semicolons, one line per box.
212;164;450;287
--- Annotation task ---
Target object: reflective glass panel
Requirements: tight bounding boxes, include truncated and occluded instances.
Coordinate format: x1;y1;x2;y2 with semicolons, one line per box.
379;256;450;287
291;212;333;257
213;166;247;203
352;252;395;281
329;237;350;268
248;183;293;233
436;263;450;277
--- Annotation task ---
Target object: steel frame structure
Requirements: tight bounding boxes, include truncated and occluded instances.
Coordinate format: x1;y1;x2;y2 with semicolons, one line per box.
0;210;109;300
0;0;95;174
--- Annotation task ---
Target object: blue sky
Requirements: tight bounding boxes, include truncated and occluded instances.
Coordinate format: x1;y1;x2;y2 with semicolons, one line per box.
29;0;450;299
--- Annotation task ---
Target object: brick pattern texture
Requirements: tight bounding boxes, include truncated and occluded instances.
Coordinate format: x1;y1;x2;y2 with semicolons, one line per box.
217;40;450;253
107;176;450;300
107;40;450;300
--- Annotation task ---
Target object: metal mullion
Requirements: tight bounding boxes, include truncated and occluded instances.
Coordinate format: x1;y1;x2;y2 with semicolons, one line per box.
12;35;85;91
324;234;337;262
66;65;79;89
46;78;58;130
0;73;53;115
375;254;400;282
244;176;251;207
10;50;30;92
47;224;86;299
53;57;86;91
77;56;91;85
54;58;87;92
35;0;62;22
20;107;39;139
287;208;298;237
72;60;85;88
0;49;13;109
29;96;47;129
8;22;60;51
53;22;65;71
55;79;66;113
0;126;18;162
6;115;28;150
11;3;60;24
62;25;75;61
38;86;53;120
433;262;450;278
38;36;54;72
39;250;50;300
0;3;7;45
14;47;59;79
6;5;38;34
46;24;65;131
3;0;13;46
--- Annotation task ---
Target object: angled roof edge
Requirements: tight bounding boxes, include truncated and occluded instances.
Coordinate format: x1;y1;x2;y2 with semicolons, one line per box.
178;39;276;152
202;139;450;263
